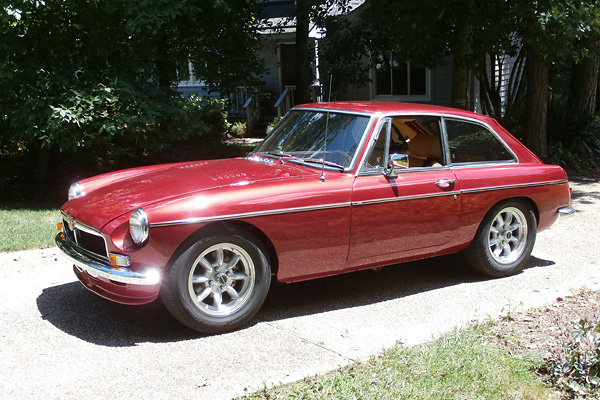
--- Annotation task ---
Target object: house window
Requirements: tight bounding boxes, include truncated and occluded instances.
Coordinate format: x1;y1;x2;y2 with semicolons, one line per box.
373;54;430;101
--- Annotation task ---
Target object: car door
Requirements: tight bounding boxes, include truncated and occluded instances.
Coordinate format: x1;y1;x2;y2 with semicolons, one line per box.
347;116;462;268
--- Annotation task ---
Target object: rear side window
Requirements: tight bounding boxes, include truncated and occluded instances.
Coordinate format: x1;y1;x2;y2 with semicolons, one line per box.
445;119;515;164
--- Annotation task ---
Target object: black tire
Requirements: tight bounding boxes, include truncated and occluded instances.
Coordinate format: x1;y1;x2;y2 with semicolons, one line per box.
464;200;537;278
160;233;271;334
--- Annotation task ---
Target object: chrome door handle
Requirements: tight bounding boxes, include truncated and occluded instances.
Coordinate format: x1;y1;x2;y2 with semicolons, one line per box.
435;179;456;189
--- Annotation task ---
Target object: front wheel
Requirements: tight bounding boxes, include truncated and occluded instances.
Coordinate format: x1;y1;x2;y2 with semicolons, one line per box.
161;233;271;334
464;200;537;277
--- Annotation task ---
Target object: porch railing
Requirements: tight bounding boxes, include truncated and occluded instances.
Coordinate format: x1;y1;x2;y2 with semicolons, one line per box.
274;85;296;117
229;87;261;134
244;95;260;134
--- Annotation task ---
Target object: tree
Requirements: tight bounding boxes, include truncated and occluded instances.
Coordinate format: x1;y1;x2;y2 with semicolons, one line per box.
567;2;600;119
319;0;600;160
508;0;600;159
0;0;264;179
319;0;515;110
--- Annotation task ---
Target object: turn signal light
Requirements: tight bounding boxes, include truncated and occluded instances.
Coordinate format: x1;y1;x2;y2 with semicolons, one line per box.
109;253;131;268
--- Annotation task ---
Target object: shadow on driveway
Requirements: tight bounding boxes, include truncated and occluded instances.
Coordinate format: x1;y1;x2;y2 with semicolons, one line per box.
36;253;554;347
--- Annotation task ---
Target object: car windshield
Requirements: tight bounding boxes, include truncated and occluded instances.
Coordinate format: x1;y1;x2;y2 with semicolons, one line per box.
252;110;371;169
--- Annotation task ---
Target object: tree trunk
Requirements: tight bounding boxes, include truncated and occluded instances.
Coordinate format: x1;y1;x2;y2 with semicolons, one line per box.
294;0;313;105
524;44;548;160
451;0;474;110
569;38;600;119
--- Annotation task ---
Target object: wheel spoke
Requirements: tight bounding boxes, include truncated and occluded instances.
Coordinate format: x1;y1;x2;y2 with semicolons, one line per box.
212;289;223;309
192;274;210;284
489;226;500;235
495;214;505;227
224;284;240;300
502;242;511;256
214;248;224;268
493;245;502;258
198;257;213;272
220;254;240;273
197;286;212;302
503;211;514;226
230;272;248;282
507;223;521;233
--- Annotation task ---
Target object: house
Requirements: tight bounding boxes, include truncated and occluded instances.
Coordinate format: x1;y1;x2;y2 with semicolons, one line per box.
177;0;519;131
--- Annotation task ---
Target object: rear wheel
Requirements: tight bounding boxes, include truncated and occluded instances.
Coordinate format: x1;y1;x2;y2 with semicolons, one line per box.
465;200;536;277
161;233;271;333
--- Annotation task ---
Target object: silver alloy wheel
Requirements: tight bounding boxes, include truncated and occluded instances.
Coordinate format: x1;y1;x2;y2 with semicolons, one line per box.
486;206;528;265
187;243;256;317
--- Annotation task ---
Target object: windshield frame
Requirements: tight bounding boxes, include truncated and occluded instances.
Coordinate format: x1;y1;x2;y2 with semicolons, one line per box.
250;107;375;173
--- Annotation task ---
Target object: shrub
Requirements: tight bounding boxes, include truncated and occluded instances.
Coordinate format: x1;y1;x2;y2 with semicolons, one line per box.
546;94;600;169
266;116;283;133
549;319;600;396
230;121;248;138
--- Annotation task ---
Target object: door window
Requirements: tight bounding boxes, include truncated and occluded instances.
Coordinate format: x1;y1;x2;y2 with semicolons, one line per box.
361;116;444;174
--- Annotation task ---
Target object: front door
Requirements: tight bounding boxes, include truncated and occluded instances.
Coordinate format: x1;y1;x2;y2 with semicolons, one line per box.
348;116;461;267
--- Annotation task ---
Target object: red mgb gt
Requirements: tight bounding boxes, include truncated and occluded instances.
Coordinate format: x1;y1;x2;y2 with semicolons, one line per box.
56;102;574;333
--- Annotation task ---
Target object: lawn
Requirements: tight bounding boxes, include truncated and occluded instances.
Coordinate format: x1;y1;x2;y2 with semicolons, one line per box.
239;325;553;400
0;208;59;252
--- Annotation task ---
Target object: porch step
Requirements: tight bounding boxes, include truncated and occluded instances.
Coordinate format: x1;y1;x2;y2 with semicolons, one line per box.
250;114;277;138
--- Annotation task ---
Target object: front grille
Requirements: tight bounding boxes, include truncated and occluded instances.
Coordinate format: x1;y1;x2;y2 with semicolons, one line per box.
62;215;109;263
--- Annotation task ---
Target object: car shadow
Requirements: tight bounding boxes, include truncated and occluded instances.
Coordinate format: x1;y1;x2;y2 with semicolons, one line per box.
36;253;554;347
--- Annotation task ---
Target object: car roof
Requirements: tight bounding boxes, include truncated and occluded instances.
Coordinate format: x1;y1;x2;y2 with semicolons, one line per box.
295;101;490;121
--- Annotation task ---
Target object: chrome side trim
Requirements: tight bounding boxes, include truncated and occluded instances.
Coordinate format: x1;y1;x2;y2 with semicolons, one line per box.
558;206;575;217
352;191;460;207
150;202;351;227
460;179;568;194
56;233;160;285
149;180;569;228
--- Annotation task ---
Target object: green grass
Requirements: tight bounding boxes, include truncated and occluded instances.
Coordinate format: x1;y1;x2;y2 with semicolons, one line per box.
240;325;553;400
0;208;59;252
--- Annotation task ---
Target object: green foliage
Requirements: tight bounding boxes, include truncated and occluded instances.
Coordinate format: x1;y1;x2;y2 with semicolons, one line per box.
546;95;600;169
549;319;600;396
0;0;264;161
230;121;248;138
266;116;282;134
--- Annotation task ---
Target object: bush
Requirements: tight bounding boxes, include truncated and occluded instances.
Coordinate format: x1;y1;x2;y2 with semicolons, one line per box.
230;121;248;138
546;94;600;169
549;319;600;397
266;116;283;134
180;95;230;143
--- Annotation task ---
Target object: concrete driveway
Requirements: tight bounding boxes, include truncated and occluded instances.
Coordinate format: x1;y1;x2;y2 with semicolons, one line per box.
1;176;599;400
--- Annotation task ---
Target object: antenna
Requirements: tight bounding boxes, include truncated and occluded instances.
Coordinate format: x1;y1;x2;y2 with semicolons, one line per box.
320;75;333;182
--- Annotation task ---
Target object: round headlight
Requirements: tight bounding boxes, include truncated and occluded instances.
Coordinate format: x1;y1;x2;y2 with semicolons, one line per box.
68;182;85;200
129;208;149;245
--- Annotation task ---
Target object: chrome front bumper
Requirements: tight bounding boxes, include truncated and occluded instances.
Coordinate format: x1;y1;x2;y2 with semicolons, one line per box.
558;206;575;217
55;233;161;286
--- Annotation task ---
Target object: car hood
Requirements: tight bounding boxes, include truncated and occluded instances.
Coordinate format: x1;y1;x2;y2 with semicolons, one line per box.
62;157;319;229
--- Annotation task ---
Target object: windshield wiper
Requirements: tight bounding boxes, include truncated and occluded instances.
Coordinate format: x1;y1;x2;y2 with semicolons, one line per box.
299;158;345;171
262;150;296;159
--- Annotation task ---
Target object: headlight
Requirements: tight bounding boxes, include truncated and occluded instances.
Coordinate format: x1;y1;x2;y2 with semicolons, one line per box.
129;208;149;245
68;182;85;200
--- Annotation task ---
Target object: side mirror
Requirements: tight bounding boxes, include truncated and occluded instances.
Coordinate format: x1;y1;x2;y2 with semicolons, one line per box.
385;153;408;179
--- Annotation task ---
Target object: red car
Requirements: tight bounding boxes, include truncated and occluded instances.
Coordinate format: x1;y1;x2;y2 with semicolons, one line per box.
56;101;574;333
